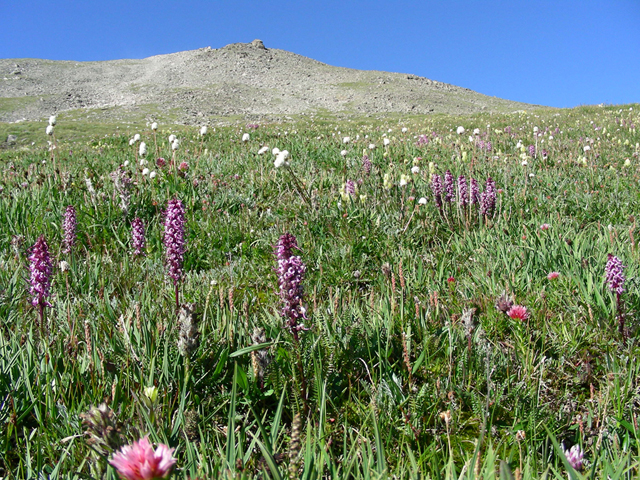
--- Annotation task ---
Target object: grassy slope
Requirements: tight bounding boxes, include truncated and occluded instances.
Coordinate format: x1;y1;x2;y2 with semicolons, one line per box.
1;104;640;479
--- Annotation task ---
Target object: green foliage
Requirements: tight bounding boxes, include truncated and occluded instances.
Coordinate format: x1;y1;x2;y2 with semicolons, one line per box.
1;104;640;478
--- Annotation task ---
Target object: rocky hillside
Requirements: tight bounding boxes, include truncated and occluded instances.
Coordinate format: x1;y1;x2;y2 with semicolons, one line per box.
0;39;540;124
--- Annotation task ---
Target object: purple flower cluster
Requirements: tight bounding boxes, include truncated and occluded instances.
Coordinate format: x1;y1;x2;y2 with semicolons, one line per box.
457;176;468;207
345;179;356;197
469;177;480;205
444;170;454;203
415;134;430;147
564;444;584;471
275;233;307;340
528;144;536;157
164;198;186;285
29;235;53;308
475;139;492;151
131;217;146;256
479;177;496;217
362;155;372;176
605;254;626;295
431;174;443;209
62;205;77;254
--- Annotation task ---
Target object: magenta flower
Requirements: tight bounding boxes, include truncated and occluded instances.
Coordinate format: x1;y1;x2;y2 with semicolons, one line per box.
547;271;560;280
563;444;584;471
275;233;307;342
431;173;443;209
469;177;480;205
479;177;496;217
457;175;468;207
29;235;53;308
362;154;372;176
605;254;626;295
507;304;530;321
443;170;454;203
540;223;550;231
164;198;186;309
110;436;176;480
62;205;77;254
131;217;146;256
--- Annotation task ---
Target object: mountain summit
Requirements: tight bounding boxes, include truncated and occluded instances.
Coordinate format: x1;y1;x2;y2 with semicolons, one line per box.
0;40;538;123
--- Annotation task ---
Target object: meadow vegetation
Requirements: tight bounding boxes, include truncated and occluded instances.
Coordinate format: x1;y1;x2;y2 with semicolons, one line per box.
1;104;639;479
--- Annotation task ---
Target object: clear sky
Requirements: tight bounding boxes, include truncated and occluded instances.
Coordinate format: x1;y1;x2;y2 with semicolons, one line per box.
1;0;638;108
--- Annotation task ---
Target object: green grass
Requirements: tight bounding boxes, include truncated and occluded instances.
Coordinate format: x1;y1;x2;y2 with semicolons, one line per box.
0;104;639;479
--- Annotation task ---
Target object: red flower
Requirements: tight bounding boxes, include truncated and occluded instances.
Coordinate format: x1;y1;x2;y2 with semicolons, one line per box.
507;304;530;320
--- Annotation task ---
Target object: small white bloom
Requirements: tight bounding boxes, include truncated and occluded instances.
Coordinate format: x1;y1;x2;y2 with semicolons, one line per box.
142;168;150;176
139;142;147;156
272;147;280;155
133;134;141;142
172;139;179;151
383;138;390;146
401;127;408;133
411;166;420;174
242;133;250;142
151;122;158;131
549;135;553;140
59;260;70;272
129;138;135;146
169;134;176;143
149;171;157;179
473;128;480;135
529;173;535;178
469;136;474;143
521;160;528;166
200;126;208;136
274;154;287;168
583;145;591;152
258;146;269;155
399;174;410;187
418;197;428;205
48;115;57;126
456;126;465;135
369;143;376;150
533;126;539;133
124;160;130;167
341;149;348;157
343;136;350;144
46;125;54;135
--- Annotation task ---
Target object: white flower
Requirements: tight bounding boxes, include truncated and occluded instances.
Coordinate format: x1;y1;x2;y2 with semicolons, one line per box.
456;126;465;135
151;122;158;131
533;126;539;133
383;138;390;146
258;146;269;155
168;134;176;143
469;136;474;143
411;166;420;174
583;145;591;152
341;150;348;157
48;115;57;126
529;173;535;178
139;142;147;156
369;143;376;150
549;135;553;140
399;174;410;187
418;197;427;205
142;168;150;176
59;260;70;272
280;150;289;159
274;153;287;168
46;125;54;135
272;147;280;155
516;141;522;148
124;160;130;167
149;171;157;179
242;133;250;142
401;127;408;133
473;128;480;135
171;139;179;151
133;134;141;142
129;138;135;146
200;126;208;136
343;136;350;144
140;159;147;166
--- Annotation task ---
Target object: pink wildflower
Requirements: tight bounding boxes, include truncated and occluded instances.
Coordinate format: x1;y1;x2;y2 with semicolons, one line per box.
110;436;176;480
547;271;560;280
540;223;550;231
178;161;189;171
507;304;530;321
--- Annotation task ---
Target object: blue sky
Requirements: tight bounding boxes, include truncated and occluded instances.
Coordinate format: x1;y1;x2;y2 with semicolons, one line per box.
1;0;638;108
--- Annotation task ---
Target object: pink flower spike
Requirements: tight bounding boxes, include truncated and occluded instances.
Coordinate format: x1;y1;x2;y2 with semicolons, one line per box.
110;436;176;480
547;271;560;280
507;304;530;321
